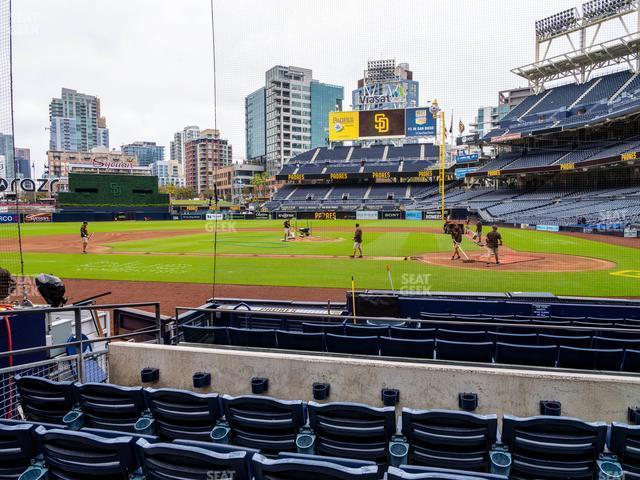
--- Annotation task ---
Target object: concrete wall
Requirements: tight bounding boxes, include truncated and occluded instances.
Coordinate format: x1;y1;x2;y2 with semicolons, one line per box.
109;342;640;423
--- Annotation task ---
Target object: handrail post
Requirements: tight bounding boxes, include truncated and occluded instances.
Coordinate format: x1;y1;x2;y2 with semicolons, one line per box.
155;303;162;344
74;307;84;382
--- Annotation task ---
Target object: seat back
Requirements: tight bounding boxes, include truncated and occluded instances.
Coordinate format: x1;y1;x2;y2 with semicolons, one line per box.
401;409;498;472
251;452;378;480
307;401;396;463
488;332;537;345
228;327;277;348
436;340;494;363
387;465;508;480
495;343;557;367
437;330;488;343
75;383;146;432
33;426;137;479
136;438;253;480
221;395;305;453
14;375;77;424
380;337;435;359
181;325;229;345
501;415;607;479
557;346;624;370
389;327;436;340
0;421;38;479
538;334;592;348
145;388;221;441
276;330;325;352
622;349;640;372
609;422;640;479
325;334;379;355
344;324;389;337
302;322;345;335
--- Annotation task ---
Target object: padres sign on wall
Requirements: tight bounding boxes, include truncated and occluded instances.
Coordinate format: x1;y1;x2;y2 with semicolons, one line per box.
359;109;405;138
329;107;435;141
329;111;359;141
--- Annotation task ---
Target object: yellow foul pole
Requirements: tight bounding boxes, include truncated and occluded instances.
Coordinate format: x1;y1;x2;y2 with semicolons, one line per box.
440;111;446;221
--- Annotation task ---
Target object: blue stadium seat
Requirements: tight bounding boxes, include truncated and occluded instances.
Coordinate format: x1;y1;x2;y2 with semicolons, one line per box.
302;322;345;335
380;337;435;359
14;375;77;424
251;452;379;480
401;409;498;471
609;422;640;479
387;465;508;480
390;326;436;340
220;395;305;453
495;342;557;367
501;415;608;479
538;334;593;348
345;324;390;337
0;421;38;480
136;438;255;480
437;330;488;343
228;327;277;348
622;349;640;372
325;334;379;356
488;332;538;345
74;383;146;432
181;325;229;345
436;340;494;363
557;346;624;370
276;330;325;352
31;426;138;479
594;336;640;350
144;388;221;441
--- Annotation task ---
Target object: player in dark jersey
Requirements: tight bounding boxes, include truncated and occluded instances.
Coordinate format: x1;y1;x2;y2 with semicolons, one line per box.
80;222;90;254
350;224;363;258
485;225;503;265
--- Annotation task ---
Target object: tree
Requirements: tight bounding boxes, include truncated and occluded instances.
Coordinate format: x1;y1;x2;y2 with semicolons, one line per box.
251;172;271;198
173;186;196;200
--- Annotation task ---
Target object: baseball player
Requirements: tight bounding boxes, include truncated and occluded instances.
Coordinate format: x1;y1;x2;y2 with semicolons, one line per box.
80;221;90;254
485;225;503;265
283;219;291;242
350;223;363;258
451;224;463;260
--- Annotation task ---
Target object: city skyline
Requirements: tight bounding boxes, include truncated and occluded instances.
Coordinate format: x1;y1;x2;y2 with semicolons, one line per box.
11;0;586;176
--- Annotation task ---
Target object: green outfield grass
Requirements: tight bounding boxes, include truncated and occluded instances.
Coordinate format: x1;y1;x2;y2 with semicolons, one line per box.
10;219;640;296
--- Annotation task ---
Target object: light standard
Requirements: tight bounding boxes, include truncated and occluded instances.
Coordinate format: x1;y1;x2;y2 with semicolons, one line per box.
429;100;446;221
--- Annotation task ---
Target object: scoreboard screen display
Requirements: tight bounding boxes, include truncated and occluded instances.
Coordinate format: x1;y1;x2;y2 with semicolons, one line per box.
358;109;405;138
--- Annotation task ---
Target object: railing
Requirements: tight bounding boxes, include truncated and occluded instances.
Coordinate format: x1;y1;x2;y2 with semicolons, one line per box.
0;301;161;421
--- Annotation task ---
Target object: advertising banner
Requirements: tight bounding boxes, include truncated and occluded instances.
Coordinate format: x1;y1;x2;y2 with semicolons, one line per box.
624;228;638;238
535;224;560;232
205;213;224;221
255;212;270;220
382;211;403;219
359;109;405;138
23;213;52;223
275;211;296;220
356;210;379;220
405;108;436;137
329;111;359;141
181;213;203;220
454;167;478;179
0;213;18;224
405;210;423;221
455;153;479;163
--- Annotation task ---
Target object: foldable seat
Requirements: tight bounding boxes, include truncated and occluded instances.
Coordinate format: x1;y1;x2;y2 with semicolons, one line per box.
501;415;607;479
488;332;537;345
74;383;146;432
380;337;435;359
181;325;228;345
136;438;255;480
437;330;488;343
436;340;494;363
0;421;39;480
586;317;623;325
228;327;278;348
495;342;557;367
251;452;379;480
387;465;508;480
31;426;137;479
538;334;592;348
390;326;436;340
622;349;640;372
302;322;345;335
14;375;77;424
345;324;389;337
609;423;640;479
220;395;305;453
604;328;640;340
594;337;640;350
276;330;325;352
144;388;221;441
401;409;498;471
306;401;396;463
557;346;624;371
325;334;379;356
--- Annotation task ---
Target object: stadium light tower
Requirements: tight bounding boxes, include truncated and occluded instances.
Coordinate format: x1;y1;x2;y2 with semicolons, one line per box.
429;100;446;221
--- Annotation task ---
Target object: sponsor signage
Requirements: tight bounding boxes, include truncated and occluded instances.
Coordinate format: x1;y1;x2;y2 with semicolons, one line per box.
314;211;337;220
456;133;480;145
455;153;479;163
356;210;379;220
0;213;18;223
359;109;405;138
405;210;423;221
621;151;638;161
405;108;436;137
255;212;270;220
23;213;52;223
0;177;59;193
181;213;203;220
536;224;560;232
275;211;296;220
624;228;638;238
205;213;224;221
491;132;522;143
329;111;359;142
382;211;402;219
454;167;478;179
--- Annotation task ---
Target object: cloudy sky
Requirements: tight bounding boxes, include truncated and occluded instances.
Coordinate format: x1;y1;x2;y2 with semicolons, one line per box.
11;0;605;174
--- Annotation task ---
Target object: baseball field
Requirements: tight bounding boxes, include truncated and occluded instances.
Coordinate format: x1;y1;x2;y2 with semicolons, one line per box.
11;219;639;305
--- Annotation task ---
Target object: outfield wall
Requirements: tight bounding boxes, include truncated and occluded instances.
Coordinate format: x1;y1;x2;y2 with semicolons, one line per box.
109;342;640;423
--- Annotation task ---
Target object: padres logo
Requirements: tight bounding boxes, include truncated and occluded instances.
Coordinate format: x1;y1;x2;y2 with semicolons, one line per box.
374;113;389;133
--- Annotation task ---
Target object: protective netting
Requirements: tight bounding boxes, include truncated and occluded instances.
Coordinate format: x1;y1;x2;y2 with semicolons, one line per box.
0;0;21;298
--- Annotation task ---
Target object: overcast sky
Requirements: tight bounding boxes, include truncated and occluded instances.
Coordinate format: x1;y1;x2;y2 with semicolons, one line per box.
11;0;604;175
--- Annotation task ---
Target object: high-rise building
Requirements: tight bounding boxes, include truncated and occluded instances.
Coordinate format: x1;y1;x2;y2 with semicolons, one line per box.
470;87;532;138
245;66;344;176
0;133;14;179
169;125;200;164
121;141;165;167
184;129;233;194
151;160;186;187
352;60;419;111
15;148;31;179
49;88;108;152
